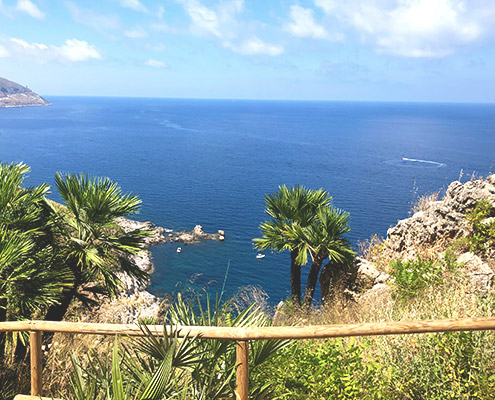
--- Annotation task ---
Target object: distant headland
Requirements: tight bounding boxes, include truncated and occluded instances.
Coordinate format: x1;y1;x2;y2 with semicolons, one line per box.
0;76;50;108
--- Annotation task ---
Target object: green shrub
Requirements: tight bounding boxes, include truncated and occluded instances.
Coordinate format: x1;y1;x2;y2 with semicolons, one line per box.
386;331;495;400
389;257;444;299
464;200;495;252
251;338;387;400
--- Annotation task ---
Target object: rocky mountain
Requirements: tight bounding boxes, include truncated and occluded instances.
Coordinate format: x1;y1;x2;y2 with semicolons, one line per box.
0;76;50;108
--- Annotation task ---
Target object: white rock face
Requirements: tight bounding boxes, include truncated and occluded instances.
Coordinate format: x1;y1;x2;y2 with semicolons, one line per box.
356;258;390;290
457;252;494;294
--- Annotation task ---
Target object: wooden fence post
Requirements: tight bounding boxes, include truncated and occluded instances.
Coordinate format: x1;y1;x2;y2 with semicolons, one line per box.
30;331;42;396
235;340;249;400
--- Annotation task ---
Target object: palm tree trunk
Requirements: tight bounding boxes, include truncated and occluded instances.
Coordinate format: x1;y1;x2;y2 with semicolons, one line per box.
303;254;325;309
44;286;76;322
319;261;336;305
290;250;301;307
0;301;6;362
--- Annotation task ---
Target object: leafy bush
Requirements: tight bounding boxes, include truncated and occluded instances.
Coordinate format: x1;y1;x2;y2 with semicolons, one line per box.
389;257;444;299
385;331;495;400
463;200;495;252
251;338;387;400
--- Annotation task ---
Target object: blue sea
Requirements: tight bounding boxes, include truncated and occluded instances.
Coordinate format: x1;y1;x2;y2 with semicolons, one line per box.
1;97;494;304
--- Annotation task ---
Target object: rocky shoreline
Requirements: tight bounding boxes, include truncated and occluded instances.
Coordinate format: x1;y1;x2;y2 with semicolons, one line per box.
0;77;51;108
96;175;495;322
92;219;225;323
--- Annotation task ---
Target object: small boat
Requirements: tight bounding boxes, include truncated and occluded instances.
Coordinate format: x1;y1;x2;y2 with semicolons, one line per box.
177;247;182;253
256;253;265;259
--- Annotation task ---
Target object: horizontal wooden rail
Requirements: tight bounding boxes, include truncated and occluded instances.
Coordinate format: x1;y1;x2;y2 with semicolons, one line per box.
2;317;495;340
3;317;495;400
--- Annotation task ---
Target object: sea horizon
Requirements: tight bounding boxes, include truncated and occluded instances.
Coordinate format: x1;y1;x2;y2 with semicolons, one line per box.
40;94;495;106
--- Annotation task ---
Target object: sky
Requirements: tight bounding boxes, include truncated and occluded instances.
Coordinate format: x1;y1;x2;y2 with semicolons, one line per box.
0;0;495;102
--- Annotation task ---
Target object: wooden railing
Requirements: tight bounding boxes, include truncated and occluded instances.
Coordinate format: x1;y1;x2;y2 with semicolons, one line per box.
2;317;495;400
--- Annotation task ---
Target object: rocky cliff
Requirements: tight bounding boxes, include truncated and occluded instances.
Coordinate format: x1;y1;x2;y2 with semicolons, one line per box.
356;175;495;300
0;77;50;108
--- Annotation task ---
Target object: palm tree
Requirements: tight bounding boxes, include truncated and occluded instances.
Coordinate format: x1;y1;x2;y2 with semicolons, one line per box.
286;206;354;309
44;172;151;322
253;185;332;306
0;163;70;359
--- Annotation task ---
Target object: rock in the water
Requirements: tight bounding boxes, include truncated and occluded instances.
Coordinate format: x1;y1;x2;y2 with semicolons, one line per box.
116;217;167;246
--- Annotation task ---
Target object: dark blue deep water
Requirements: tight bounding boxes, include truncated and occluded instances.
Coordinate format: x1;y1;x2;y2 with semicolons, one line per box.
1;97;494;303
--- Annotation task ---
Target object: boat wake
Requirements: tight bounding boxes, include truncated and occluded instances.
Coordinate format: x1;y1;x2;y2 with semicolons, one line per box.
385;157;446;168
160;119;199;132
401;157;445;167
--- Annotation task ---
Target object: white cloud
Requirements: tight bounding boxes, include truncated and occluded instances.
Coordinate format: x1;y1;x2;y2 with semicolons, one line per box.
157;5;165;19
235;38;284;56
16;0;44;19
286;5;339;41
66;2;121;34
0;44;9;57
119;0;147;13
180;0;221;38
144;59;168;68
3;37;102;63
125;26;148;39
57;39;101;62
314;0;495;57
179;0;283;56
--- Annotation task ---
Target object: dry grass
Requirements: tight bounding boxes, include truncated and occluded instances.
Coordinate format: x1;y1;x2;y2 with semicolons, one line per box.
410;191;441;215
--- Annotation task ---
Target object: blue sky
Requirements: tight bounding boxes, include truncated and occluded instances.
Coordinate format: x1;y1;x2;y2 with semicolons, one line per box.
0;0;494;101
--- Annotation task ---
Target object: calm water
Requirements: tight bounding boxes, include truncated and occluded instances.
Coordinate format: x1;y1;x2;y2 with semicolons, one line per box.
1;97;494;303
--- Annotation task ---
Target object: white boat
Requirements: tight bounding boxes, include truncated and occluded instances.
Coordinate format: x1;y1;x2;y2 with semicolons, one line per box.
256;253;265;259
177;247;182;253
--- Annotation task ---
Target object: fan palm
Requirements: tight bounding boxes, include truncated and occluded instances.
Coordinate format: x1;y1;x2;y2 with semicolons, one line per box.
0;162;70;359
287;206;354;309
253;185;331;306
44;172;151;322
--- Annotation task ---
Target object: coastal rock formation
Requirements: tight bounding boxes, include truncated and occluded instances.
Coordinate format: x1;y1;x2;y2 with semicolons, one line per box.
386;175;495;261
174;224;223;244
117;218;224;245
92;219;163;323
93;219;225;323
355;175;495;300
0;77;51;108
116;217;167;247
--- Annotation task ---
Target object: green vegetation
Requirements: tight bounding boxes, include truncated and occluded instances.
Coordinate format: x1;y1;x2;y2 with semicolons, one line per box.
253;185;354;308
389;251;461;300
251;338;385;400
0;162;151;399
3;172;495;399
66;295;288;400
462;200;495;253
